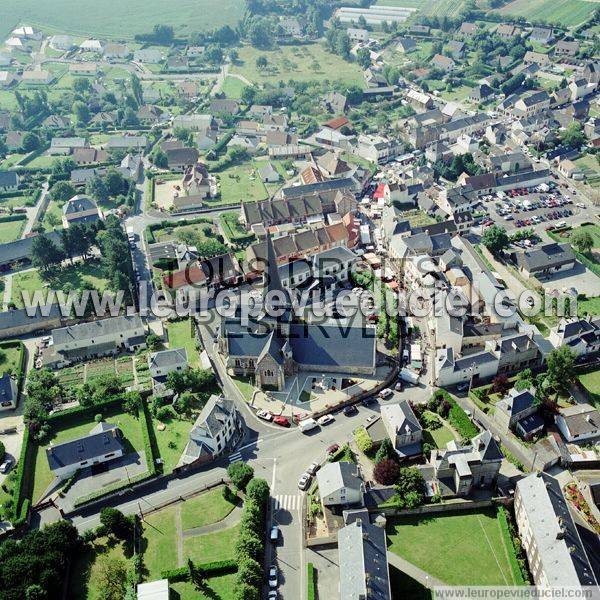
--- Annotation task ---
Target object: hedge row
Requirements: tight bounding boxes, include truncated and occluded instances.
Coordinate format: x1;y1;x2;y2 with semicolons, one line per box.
139;399;159;476
307;563;316;600
12;427;34;525
160;559;237;582
73;469;153;508
0;213;27;224
497;506;528;585
19;144;50;167
431;390;479;440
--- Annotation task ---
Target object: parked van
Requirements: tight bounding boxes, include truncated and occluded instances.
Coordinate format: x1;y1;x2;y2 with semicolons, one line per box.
298;418;318;433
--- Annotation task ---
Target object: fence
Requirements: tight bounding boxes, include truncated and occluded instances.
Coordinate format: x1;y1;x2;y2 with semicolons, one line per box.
373;498;496;518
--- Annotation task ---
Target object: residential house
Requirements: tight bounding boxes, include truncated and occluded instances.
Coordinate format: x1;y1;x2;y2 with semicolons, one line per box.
134;48;163;64
46;422;124;479
569;78;595;102
258;162;280;184
49;137;88;156
62;195;102;228
0;304;63;339
316;461;363;507
0;373;18;411
209;99;240;116
548;317;600;358
523;51;551;68
555;404;600;443
583;61;600;85
103;43;129;59
172;114;217;132
515;242;576;279
427;430;502;497
557;159;585;180
137;580;170;600
165;147;199;173
496;24;520;39
512;91;550;117
21;70;53;85
459;22;478;36
0;71;17;88
72;147;108;165
515;472;599;588
0;171;19;192
530;27;553;45
105;135;148;152
49;35;74;51
338;510;391;600
431;54;455;72
380;401;423;458
406;89;434;110
347;28;369;42
495;387;544;440
177;395;239;467
148;348;188;397
397;38;417;53
43;115;70;129
469;83;494;103
49;315;147;367
356;134;400;164
80;39;104;52
555;40;579;57
69;63;98;75
447;40;465;60
317;151;351;179
322;91;348;114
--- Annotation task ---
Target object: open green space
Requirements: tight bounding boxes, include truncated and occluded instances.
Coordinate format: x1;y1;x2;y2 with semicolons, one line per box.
182;523;240;564
578;369;600;408
142;504;178;578
214;163;269;205
152;413;195;473
231;43;364;87
0;193;37;209
0;217;26;243
0;0;245;41
170;574;236;600
10;262;110;308
181;486;236;530
232;376;254;402
31;403;146;504
422;412;457;449
575;155;600;188
495;0;597;27
166;318;200;367
0;343;24;376
387;509;521;586
221;75;249;99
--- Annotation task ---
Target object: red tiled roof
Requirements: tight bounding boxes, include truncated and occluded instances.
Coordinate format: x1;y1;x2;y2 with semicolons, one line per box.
373;184;386;199
323;116;349;130
163;265;206;290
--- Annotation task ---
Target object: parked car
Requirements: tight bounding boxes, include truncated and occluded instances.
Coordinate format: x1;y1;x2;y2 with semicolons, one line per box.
257;410;273;421
362;396;376;406
306;462;320;476
273;416;290;427
343;405;358;416
268;565;278;588
317;414;334;426
270;526;280;543
456;382;469;392
378;388;393;400
327;443;340;455
268;592;278;600
0;459;13;474
298;473;311;490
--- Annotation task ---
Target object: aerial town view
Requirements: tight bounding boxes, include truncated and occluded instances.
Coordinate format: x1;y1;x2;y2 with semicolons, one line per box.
0;0;600;598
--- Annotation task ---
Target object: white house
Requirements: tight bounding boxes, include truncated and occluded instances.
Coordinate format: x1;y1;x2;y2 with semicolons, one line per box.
381;401;423;457
555;404;600;443
148;348;188;379
46;422;124;479
316;461;363;507
548;317;600;357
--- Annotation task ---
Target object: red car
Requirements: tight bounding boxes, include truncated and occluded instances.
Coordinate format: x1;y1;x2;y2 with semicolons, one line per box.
273;416;290;427
327;443;340;455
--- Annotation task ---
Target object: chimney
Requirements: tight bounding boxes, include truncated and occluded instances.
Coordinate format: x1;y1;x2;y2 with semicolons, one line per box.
586;415;591;423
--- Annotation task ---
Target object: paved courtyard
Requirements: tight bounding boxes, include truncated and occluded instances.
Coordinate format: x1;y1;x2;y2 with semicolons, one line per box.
540;263;600;298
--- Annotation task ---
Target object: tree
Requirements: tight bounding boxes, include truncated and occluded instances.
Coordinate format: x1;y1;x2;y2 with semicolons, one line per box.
151;147;168;168
205;44;223;64
373;458;400;485
561;121;586;149
95;556;128;600
236;557;263;588
86;175;109;204
72;100;90;124
246;477;269;505
256;55;268;69
25;585;46;600
100;507;133;540
22;132;41;152
571;229;594;254
375;438;396;465
356;47;371;69
546;346;576;396
491;374;510;395
152;24;174;44
50;180;76;202
73;77;92;94
482;225;510;255
394;467;425;507
227;461;254;491
146;333;162;350
31;234;64;273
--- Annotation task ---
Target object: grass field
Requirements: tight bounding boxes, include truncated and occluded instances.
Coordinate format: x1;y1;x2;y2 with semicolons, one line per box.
0;193;37;209
422;412;457;449
387;509;521;586
182;523;240;564
231;43;364;87
575;155;600;188
31;404;145;504
0;0;244;41
578;369;600;408
221;75;249;99
0;343;24;377
10;262;109;308
171;574;236;600
181;486;236;530
214;163;269;205
166;318;200;367
496;0;598;27
0;217;26;243
152;414;195;473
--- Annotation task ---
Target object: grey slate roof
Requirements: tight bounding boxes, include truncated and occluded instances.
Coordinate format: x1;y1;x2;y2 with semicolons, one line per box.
0;373;15;405
0;171;18;188
0;303;62;333
52;315;144;346
46;422;123;471
148;348;187;370
317;461;362;498
0;231;62;266
516;243;575;273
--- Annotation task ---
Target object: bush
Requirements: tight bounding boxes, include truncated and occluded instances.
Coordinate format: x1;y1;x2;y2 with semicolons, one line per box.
222;485;237;504
227;461;254;491
307;563;316;600
94;413;103;423
422;412;441;430
354;427;374;454
374;438;396;465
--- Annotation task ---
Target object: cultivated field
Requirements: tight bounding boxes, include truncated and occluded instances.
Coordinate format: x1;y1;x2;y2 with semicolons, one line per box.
496;0;598;27
0;0;245;40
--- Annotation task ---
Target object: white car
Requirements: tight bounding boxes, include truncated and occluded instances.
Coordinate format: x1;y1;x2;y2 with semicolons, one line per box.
268;565;278;588
268;592;278;600
306;462;320;475
298;473;311;490
270;525;279;543
576;203;586;209
318;414;334;426
378;388;393;400
256;410;273;421
0;459;13;474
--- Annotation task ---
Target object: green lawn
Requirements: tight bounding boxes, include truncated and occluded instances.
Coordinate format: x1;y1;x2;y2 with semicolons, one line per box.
143;504;179;579
166;318;200;367
232;376;254;402
152;414;195;473
495;0;597;27
183;523;240;564
171;574;236;600
578;369;600;408
31;404;146;504
387;509;521;586
575;155;600;188
0;193;37;209
214;163;269;205
231;43;364;87
221;75;249;99
422;413;457;449
0;217;26;243
10;262;110;308
578;296;600;318
181;486;236;531
0;0;244;40
0;343;24;377
42;198;65;231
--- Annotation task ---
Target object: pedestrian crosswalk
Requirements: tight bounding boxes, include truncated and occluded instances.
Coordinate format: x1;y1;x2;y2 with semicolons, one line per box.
273;494;301;512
